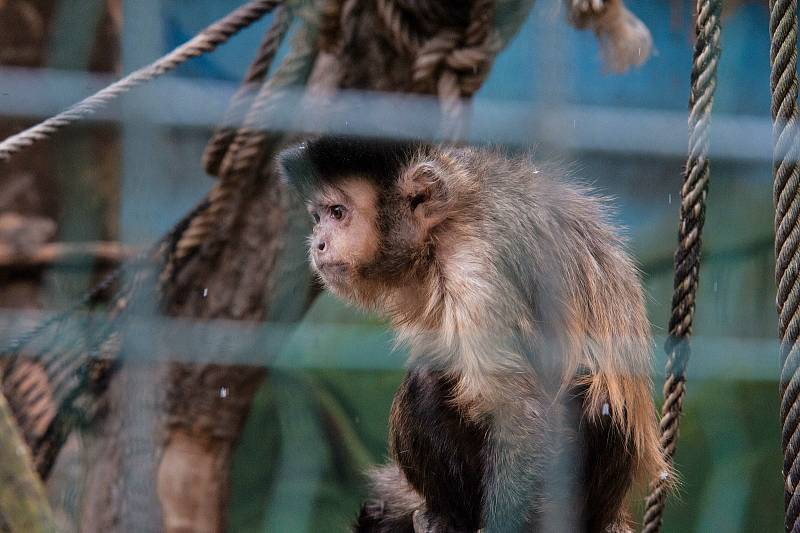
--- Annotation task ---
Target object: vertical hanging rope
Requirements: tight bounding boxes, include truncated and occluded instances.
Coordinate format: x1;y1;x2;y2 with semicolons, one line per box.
771;0;800;530
202;5;293;177
640;0;721;531
164;22;319;276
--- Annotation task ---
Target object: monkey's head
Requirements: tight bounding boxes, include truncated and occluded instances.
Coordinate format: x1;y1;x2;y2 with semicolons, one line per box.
278;137;457;310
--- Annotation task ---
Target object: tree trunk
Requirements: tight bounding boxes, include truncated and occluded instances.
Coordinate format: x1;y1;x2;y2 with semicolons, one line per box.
0;391;55;533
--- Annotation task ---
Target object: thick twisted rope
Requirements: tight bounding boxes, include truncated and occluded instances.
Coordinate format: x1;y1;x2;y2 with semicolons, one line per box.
0;0;282;163
376;0;423;54
164;22;320;280
417;0;500;138
375;0;501;139
640;0;721;531
202;4;293;177
770;0;800;530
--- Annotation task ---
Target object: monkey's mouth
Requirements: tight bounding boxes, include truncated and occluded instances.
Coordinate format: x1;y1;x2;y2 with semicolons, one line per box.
315;262;350;284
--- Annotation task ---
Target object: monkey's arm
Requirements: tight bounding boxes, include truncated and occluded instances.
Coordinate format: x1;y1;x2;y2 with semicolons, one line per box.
363;367;485;533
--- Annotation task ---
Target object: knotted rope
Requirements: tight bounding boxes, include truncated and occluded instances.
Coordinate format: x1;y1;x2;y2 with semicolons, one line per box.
376;0;502;138
640;0;721;531
0;0;282;163
770;0;800;530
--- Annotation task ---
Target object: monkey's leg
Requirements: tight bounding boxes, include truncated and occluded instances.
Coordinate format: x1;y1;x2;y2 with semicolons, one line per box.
353;463;419;533
353;468;476;533
485;380;637;533
389;367;486;532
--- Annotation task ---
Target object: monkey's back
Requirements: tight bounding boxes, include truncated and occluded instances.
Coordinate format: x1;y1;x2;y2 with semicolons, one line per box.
430;145;665;486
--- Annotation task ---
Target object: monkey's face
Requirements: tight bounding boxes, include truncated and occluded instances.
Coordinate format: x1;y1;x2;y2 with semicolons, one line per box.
306;178;382;300
278;138;453;310
305;170;446;309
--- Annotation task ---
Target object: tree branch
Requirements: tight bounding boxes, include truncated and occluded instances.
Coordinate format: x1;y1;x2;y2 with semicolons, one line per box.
0;241;138;268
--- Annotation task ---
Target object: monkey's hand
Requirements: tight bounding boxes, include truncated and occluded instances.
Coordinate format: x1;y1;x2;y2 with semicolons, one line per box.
412;510;477;533
566;0;653;73
570;0;607;18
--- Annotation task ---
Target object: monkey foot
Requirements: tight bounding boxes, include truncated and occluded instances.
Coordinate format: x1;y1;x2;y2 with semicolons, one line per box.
412;510;477;533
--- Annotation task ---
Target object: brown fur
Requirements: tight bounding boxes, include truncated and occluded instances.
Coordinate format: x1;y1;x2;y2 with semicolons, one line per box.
567;0;653;73
279;139;667;531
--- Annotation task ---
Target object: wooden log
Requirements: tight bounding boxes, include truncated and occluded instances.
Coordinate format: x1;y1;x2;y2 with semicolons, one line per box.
0;391;55;533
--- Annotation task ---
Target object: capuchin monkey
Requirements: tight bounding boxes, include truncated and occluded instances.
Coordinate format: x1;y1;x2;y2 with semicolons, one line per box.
278;137;667;533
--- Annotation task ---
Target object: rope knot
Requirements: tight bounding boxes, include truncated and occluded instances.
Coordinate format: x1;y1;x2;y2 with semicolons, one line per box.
372;0;504;137
412;27;501;96
412;0;500;94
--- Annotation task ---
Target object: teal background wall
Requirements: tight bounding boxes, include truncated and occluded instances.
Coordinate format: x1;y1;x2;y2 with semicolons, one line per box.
4;0;779;531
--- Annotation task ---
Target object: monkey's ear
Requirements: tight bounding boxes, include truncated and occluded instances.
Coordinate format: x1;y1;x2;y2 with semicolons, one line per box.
277;142;318;197
399;161;450;227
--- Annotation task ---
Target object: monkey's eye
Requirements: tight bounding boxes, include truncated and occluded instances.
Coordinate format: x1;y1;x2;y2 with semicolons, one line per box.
330;205;345;220
311;211;320;224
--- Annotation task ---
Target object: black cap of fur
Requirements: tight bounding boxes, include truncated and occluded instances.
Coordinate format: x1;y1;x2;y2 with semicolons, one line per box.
278;136;420;198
